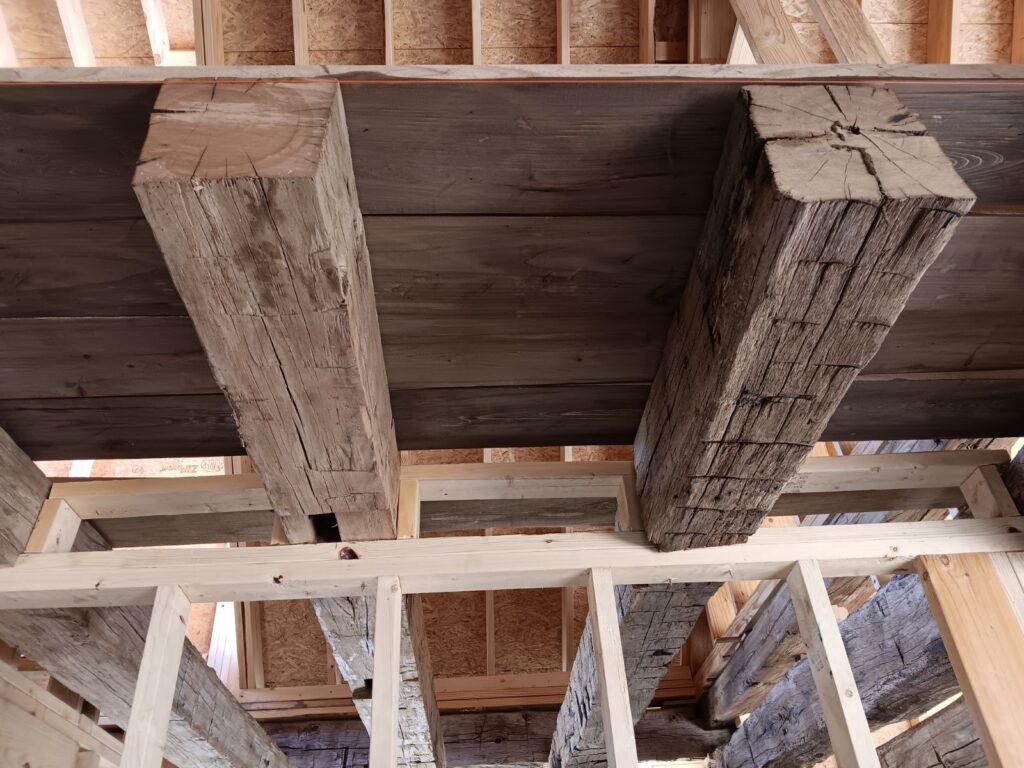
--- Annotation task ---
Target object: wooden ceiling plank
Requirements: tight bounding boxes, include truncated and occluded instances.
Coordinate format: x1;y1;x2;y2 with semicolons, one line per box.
806;0;889;63
728;0;810;63
635;84;976;552
55;0;95;66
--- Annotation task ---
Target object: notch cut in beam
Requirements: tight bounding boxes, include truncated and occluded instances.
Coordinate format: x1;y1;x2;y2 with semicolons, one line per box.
787;560;880;767
122;585;191;768
634;85;975;550
2;519;1022;610
133;80;399;546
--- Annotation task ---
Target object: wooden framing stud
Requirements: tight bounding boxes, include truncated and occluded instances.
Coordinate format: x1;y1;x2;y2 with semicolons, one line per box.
292;0;309;64
55;0;96;67
397;479;421;539
368;575;402;767
927;0;960;62
729;0;810;63
192;0;224;65
471;0;482;65
587;567;639;767
639;0;655;63
1014;0;1024;62
806;0;889;63
24;499;81;554
787;560;880;768
916;553;1024;767
122;585;191;768
0;4;19;67
383;0;394;64
556;0;571;64
140;0;170;64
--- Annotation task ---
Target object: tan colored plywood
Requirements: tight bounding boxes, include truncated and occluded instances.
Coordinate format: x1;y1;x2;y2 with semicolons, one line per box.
862;0;927;22
222;0;292;62
481;0;554;63
872;22;927;60
402;449;485;465
2;0;72;65
960;22;1012;61
482;45;555;62
186;602;216;658
160;0;193;49
261;600;332;687
494;588;562;674
82;0;153;63
393;0;470;60
423;591;487;677
307;0;383;62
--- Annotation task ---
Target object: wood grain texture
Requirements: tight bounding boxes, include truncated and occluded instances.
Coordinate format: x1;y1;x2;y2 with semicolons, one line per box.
0;425;49;565
0;525;291;768
634;84;975;551
717;575;960;767
731;0;812;62
133;81;398;544
877;697;985;768
807;0;890;62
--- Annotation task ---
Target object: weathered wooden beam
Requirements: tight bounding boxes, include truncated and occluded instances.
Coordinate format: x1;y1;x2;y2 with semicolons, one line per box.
917;553;1024;767
266;708;730;766
877;698;984;768
716;575;960;767
705;438;997;724
133;80;443;767
133;80;399;546
635;85;975;551
806;0;889;63
0;427;50;566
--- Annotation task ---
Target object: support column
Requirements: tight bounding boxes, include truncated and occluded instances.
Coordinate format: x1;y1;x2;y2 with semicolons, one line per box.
133;80;444;767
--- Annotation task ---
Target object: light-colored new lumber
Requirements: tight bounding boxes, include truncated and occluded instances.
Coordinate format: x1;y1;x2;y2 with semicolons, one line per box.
634;85;975;551
134;81;398;545
55;0;95;66
788;560;880;768
383;0;393;64
689;0;737;63
927;0;960;63
1014;0;1023;63
292;0;309;64
140;0;170;64
916;553;1024;767
122;585;191;768
807;0;888;63
587;568;639;768
3;518;1022;609
369;575;402;768
728;0;810;63
24;498;80;554
0;5;18;67
192;0;224;65
727;23;755;63
396;479;420;539
557;0;571;63
471;0;482;65
639;0;656;63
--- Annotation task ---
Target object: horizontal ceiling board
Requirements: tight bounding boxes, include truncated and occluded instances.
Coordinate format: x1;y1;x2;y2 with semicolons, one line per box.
1;71;1023;457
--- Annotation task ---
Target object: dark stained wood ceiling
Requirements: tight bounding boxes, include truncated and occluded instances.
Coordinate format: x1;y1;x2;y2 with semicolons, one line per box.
1;67;1023;458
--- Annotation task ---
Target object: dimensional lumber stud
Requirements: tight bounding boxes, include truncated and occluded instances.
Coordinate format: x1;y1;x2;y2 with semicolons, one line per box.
369;575;403;768
634;85;976;551
133;80;443;767
133;80;399;546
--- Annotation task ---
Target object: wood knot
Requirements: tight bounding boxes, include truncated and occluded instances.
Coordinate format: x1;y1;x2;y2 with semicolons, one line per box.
339;546;359;560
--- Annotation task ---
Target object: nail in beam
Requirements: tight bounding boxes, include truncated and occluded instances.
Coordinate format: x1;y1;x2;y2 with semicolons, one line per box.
132;80;444;767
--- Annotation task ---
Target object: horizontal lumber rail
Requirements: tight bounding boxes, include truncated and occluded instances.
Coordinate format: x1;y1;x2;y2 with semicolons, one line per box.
0;519;1022;610
43;451;1008;544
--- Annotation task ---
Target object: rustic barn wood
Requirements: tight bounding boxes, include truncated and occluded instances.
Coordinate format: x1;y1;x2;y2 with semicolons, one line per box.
635;84;975;551
1;69;1024;459
132;80;444;767
716;575;959;767
265;708;730;767
707;437;1001;724
877;698;985;768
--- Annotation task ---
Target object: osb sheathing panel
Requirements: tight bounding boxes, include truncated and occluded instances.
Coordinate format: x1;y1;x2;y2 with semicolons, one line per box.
222;0;293;63
571;445;632;461
481;0;555;64
186;602;216;658
495;589;563;673
393;0;471;64
403;449;484;465
160;0;194;50
307;0;384;64
873;24;927;61
3;0;71;65
261;599;333;686
82;0;153;64
490;446;561;463
960;23;1012;62
423;591;488;677
571;0;638;62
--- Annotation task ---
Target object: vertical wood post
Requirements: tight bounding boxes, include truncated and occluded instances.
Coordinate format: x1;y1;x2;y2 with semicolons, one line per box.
292;0;309;64
369;575;402;768
788;560;880;768
587;567;639;768
122;585;191;768
471;0;482;64
24;499;81;554
639;0;655;62
396;479;421;539
916;553;1024;768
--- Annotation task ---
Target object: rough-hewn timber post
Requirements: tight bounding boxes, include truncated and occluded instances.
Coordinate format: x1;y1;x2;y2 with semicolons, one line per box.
133;80;444;767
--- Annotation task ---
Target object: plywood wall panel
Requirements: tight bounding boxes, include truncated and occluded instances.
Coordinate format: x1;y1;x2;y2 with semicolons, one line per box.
83;0;153;63
862;0;928;22
960;24;1013;61
307;0;383;63
222;0;293;63
261;600;333;687
873;23;928;60
393;0;471;62
3;0;71;65
571;0;638;62
402;449;484;465
423;591;487;677
160;0;194;50
495;588;563;674
481;0;554;63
